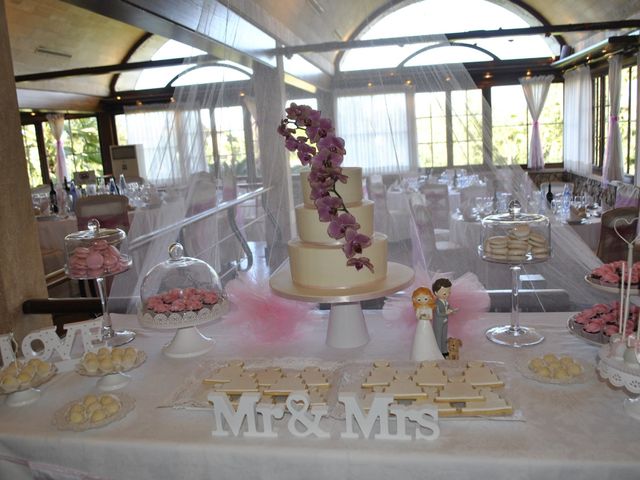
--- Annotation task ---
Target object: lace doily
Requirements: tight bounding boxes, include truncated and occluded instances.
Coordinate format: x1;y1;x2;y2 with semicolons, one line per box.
597;346;640;394
138;299;228;329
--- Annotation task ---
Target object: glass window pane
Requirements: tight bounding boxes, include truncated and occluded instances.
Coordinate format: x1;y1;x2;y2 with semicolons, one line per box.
22;124;43;187
492;85;528;164
340;0;556;71
61;117;103;179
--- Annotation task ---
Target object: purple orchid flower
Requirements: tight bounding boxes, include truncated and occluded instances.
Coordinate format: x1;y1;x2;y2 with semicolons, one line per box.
346;257;375;273
318;135;346;155
315;196;344;222
308;171;336;200
307;113;334;142
284;135;299;152
311;147;343;170
327;213;360;240
279;103;375;272
296;141;316;165
285;103;313;123
342;228;372;257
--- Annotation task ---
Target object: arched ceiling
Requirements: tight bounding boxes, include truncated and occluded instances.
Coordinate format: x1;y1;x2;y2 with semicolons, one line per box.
6;0;640;112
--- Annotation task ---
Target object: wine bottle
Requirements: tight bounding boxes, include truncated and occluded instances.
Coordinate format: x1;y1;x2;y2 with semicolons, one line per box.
49;180;59;214
545;183;553;206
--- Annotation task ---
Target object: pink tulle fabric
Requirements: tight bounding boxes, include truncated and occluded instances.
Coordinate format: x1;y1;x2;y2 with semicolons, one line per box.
383;269;490;338
224;272;313;343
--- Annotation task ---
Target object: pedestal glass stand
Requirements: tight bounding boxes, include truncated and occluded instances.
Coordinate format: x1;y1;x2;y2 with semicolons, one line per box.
484;264;544;347
96;276;136;347
270;262;414;349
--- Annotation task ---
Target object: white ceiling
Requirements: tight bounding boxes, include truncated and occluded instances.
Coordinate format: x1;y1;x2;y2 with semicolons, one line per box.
6;0;640;111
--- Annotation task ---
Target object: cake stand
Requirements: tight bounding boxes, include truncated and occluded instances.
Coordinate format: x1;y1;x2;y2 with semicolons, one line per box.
479;249;547;347
597;343;640;420
138;301;228;358
270;262;414;348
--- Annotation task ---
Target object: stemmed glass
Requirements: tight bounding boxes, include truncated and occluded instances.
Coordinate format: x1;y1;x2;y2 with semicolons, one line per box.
64;219;135;347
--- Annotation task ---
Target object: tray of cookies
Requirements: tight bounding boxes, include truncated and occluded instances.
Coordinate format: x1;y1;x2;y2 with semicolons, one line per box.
53;393;135;431
516;353;587;385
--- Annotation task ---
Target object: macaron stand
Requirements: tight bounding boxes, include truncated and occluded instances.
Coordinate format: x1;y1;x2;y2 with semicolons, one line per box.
479;200;551;347
64;219;135;346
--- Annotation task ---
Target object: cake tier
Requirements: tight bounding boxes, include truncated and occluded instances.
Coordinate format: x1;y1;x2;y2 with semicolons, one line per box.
300;167;363;208
288;233;388;290
295;200;374;244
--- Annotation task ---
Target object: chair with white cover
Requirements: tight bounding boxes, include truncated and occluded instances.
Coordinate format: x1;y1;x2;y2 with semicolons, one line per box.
410;193;469;273
459;185;489;213
181;172;221;270
596;206;640;263
614;183;640;209
419;182;451;240
75;194;130;232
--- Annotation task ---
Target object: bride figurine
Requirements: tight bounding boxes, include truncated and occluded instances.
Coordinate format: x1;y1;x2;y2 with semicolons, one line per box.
411;287;444;361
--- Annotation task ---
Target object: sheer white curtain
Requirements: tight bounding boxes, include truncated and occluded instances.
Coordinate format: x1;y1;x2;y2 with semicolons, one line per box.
519;75;554;169
636;53;640;186
603;54;624;184
46;113;67;182
336;92;410;174
563;66;592;176
121;105;207;185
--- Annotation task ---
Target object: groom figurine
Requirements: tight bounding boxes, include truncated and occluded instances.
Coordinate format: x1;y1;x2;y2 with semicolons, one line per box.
432;278;457;357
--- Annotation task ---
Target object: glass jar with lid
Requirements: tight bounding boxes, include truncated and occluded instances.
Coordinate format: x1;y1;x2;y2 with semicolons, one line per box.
479;200;551;264
64;219;131;279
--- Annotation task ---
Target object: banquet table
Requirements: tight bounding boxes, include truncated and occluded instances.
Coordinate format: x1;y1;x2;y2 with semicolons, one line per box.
0;310;639;480
449;212;602;252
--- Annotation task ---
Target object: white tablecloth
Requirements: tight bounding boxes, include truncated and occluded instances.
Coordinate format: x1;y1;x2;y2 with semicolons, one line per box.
0;310;638;480
449;214;601;252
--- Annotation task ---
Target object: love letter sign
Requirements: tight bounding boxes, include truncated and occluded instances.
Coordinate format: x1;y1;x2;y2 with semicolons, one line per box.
0;319;104;366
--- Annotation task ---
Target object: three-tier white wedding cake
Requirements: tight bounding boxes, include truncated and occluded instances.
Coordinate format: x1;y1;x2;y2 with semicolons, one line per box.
288;167;388;290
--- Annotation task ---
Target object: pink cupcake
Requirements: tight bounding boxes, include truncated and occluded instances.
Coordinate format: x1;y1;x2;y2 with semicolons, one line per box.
582;320;604;343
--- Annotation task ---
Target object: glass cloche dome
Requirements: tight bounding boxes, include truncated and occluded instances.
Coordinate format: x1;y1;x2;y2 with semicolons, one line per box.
64;219;131;279
139;242;226;329
479;200;551;264
138;242;227;358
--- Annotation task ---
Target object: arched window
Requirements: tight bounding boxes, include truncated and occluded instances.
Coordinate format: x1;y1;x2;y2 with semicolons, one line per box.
340;0;558;71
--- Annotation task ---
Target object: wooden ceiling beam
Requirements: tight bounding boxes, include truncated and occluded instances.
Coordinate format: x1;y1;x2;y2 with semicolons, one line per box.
272;20;640;57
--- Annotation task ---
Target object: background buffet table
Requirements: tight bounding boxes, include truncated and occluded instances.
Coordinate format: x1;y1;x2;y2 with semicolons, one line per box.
0;310;638;480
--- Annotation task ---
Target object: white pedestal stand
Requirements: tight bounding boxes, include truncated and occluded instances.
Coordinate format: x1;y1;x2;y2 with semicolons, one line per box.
138;301;228;358
162;327;214;358
270;262;414;348
597;344;640;420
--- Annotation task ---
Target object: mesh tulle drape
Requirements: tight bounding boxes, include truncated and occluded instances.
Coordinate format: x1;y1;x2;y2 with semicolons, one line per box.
107;11;610;316
603;55;624;184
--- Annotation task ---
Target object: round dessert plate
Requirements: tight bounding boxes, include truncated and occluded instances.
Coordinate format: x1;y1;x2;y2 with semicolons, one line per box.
584;275;640;295
477;246;549;265
516;356;587;385
76;351;145;391
1;365;58;407
566;314;607;346
53;393;135;431
75;351;146;377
